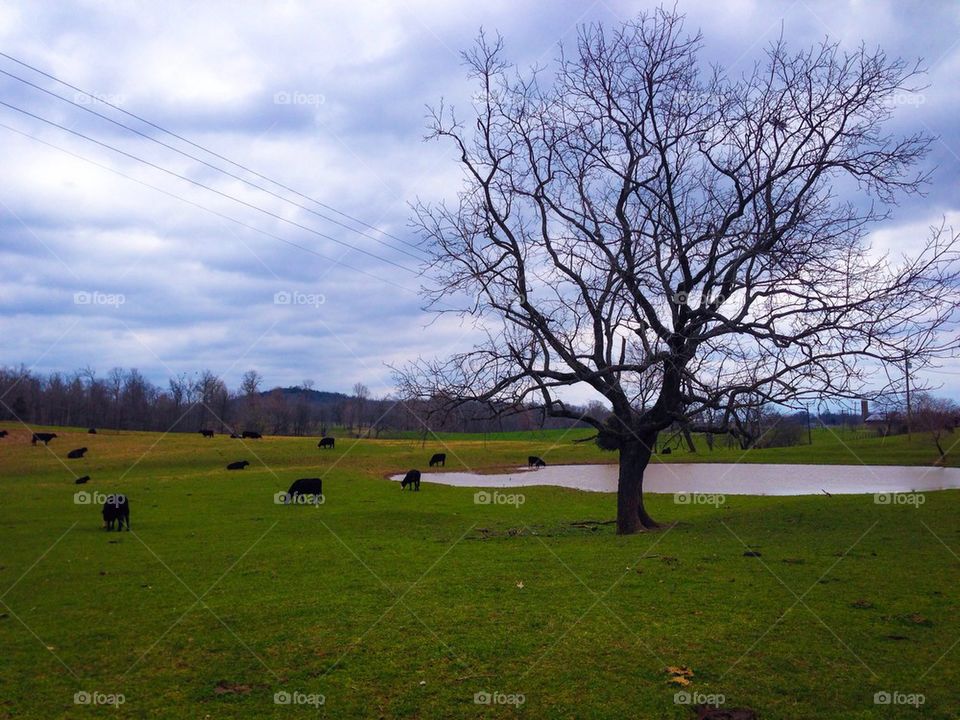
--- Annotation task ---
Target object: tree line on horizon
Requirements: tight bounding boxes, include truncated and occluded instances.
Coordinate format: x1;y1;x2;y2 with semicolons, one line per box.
0;365;594;437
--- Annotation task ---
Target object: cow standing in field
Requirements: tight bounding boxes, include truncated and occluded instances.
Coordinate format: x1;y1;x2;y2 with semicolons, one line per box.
67;447;88;459
226;461;250;470
241;431;262;439
318;437;335;449
102;494;129;531
199;429;214;438
88;428;97;434
400;469;421;491
528;456;546;468
429;453;446;467
284;478;323;504
31;432;57;445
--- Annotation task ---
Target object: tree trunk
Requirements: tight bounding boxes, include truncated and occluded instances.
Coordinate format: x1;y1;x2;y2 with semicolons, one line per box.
616;432;659;534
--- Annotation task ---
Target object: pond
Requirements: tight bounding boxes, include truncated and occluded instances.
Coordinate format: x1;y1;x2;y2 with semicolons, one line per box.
391;463;960;495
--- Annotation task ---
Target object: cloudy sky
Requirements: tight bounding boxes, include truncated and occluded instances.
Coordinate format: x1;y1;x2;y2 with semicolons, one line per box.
1;0;958;400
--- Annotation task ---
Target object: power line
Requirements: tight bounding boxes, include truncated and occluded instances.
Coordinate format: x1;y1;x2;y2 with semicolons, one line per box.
0;66;428;263
0;119;419;295
0;51;420;250
0;99;419;274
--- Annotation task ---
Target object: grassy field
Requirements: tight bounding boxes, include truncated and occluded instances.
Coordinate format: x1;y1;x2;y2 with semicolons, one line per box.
0;424;958;718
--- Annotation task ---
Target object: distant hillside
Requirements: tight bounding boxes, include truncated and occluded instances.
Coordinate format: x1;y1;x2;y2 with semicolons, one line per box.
259;387;352;404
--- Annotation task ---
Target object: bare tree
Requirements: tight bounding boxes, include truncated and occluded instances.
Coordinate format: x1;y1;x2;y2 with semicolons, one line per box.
913;394;960;464
352;382;369;436
400;10;960;534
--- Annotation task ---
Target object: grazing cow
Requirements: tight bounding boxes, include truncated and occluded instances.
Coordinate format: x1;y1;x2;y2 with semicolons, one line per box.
528;456;546;468
400;469;421;491
428;453;446;467
88;428;97;434
67;447;88;459
199;429;214;438
102;494;129;531
0;430;8;438
285;477;323;504
241;431;262;439
31;432;57;445
75;475;90;485
318;437;335;449
226;460;250;470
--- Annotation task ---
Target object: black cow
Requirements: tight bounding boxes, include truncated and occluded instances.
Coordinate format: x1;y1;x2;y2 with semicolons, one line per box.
318;437;335;449
67;447;88;459
429;453;446;467
241;431;262;439
75;475;90;484
661;447;672;455
230;433;241;439
226;460;250;470
528;456;546;468
400;469;421;491
88;428;97;434
31;432;57;445
0;430;8;438
199;429;214;438
102;494;129;531
285;477;323;504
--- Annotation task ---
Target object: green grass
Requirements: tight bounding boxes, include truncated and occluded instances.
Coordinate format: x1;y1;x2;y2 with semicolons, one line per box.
0;424;957;718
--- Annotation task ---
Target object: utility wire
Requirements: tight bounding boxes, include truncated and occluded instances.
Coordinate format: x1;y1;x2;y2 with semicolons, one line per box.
0;119;419;295
0;51;419;250
0;66;427;262
0;99;419;274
